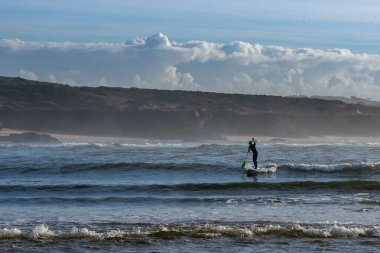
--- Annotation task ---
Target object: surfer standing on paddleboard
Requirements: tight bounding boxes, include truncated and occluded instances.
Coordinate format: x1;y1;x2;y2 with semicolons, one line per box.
248;138;258;169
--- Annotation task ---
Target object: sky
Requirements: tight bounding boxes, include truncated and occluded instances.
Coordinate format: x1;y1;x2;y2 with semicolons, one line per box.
1;0;380;99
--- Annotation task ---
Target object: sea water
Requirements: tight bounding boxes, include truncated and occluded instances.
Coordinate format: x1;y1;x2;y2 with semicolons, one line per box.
0;138;380;252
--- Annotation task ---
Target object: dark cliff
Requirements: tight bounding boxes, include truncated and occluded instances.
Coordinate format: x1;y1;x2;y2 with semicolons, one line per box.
1;76;380;139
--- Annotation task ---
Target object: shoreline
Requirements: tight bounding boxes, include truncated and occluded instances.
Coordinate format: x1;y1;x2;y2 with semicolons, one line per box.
1;128;379;143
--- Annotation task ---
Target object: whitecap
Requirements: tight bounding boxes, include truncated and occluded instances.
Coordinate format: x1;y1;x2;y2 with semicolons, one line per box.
244;162;277;173
282;161;380;172
30;224;55;238
0;227;22;238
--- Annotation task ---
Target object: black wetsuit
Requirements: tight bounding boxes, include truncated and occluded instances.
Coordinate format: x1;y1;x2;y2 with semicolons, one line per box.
249;141;258;169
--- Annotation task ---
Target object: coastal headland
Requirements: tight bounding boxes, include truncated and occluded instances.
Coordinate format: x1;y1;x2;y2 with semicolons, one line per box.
1;76;380;140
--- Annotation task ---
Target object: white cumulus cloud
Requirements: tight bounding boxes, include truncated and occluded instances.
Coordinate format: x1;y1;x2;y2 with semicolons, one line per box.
1;33;380;100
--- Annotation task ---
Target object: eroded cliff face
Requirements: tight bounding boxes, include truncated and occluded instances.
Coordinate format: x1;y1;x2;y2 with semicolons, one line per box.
1;76;380;139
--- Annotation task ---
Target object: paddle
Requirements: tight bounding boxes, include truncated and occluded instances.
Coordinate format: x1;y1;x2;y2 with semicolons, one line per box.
241;150;249;168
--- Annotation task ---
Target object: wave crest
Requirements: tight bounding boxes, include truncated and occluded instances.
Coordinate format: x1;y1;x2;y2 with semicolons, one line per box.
1;222;379;241
2;180;380;194
280;161;380;172
60;162;229;173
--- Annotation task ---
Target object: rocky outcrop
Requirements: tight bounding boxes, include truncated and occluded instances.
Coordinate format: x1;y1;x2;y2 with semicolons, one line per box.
0;132;60;143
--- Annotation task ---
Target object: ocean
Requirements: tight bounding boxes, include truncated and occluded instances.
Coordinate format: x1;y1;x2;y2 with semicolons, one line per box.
0;138;379;252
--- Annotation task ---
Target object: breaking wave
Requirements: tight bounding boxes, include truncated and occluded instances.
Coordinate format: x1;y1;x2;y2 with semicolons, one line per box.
1;222;379;241
244;162;277;173
280;161;380;172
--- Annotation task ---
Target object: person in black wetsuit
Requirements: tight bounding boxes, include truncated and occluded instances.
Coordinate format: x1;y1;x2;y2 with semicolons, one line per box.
248;138;258;169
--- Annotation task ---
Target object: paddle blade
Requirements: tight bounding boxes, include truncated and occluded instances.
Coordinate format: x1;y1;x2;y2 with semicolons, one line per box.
241;160;246;168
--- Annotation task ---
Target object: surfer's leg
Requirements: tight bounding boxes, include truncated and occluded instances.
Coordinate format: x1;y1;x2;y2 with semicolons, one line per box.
253;154;257;168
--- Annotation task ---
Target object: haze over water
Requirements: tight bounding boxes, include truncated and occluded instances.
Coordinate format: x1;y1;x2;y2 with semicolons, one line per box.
1;138;380;252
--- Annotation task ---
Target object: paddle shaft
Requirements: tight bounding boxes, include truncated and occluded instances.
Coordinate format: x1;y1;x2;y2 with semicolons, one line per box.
244;150;249;161
241;149;250;168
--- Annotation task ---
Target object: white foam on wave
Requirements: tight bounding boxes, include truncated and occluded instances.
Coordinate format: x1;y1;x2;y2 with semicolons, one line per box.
30;224;55;238
0;225;125;240
265;142;327;147
226;198;239;204
59;142;93;147
1;223;379;240
191;224;254;238
283;161;380;172
244;163;277;173
68;227;99;238
368;141;380;146
247;223;380;238
0;227;22;237
93;143;109;147
121;142;183;147
291;223;380;238
68;227;126;239
104;229;126;238
263;140;380;148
